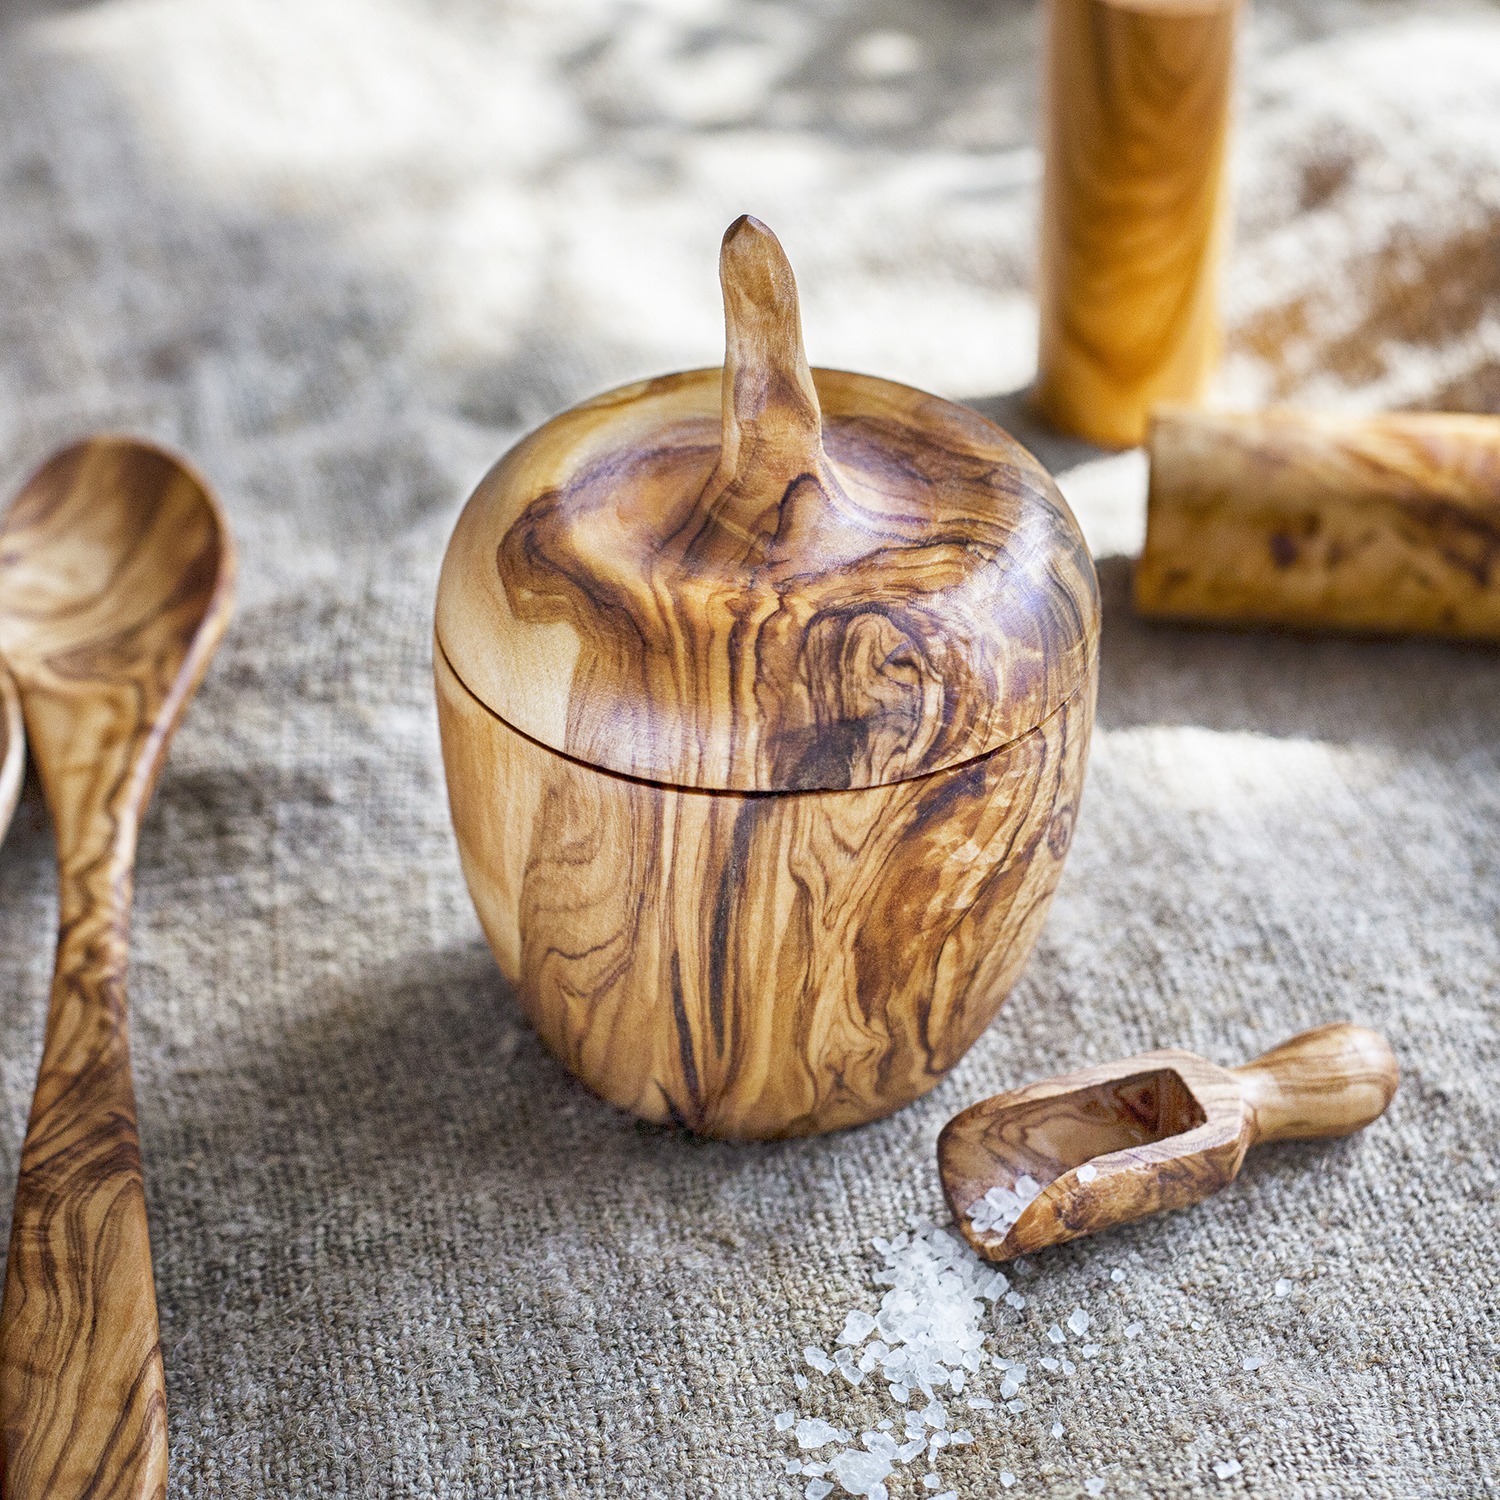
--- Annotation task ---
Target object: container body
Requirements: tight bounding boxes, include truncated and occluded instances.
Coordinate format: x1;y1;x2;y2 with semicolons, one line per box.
1034;0;1238;448
437;644;1095;1139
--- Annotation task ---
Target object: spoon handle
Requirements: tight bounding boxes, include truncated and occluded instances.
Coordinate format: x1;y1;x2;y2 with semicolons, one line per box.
1;807;167;1497
1231;1022;1399;1147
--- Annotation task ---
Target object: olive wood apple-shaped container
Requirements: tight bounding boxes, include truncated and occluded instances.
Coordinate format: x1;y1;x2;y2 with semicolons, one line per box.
435;217;1099;1138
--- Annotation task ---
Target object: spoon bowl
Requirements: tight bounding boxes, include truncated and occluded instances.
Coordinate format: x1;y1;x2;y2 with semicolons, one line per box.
0;436;234;1500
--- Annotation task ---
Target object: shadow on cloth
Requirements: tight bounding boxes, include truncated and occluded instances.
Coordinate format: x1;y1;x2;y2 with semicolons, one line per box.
1092;556;1500;756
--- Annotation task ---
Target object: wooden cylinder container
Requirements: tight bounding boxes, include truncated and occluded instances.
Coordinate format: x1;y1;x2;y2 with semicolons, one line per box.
1034;0;1239;448
435;218;1100;1138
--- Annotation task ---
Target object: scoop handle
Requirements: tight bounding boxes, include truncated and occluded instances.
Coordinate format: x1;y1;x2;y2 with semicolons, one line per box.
1231;1023;1398;1146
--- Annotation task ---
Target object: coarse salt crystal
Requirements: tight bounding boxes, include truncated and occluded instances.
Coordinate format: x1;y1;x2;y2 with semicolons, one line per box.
922;1478;941;1492
1124;1322;1144;1339
1110;1268;1125;1282
1082;1343;1101;1358
1241;1354;1266;1371
1085;1478;1107;1496
795;1373;810;1390
1274;1279;1293;1298
877;1419;893;1431
1000;1377;1019;1400
805;1481;833;1500
950;1429;974;1445
805;1347;834;1374
967;1396;994;1409
831;1447;893;1496
775;1411;795;1431
999;1474;1017;1489
896;1438;926;1463
1040;1357;1060;1372
1050;1421;1064;1439
1046;1325;1066;1345
786;1459;803;1474
1006;1399;1026;1413
840;1310;878;1346
934;1492;958;1500
1214;1459;1243;1479
1061;1359;1076;1376
1066;1308;1090;1337
796;1418;842;1450
1077;1163;1098;1182
1005;1291;1027;1310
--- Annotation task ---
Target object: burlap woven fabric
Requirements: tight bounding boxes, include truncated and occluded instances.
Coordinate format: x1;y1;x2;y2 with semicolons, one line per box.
0;1;1496;1495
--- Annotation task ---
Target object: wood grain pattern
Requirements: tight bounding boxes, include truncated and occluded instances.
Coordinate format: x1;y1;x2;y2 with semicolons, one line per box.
435;216;1099;1136
1135;407;1500;638
0;664;21;849
939;1023;1398;1260
0;438;234;1500
1033;0;1239;448
437;644;1092;1138
437;216;1099;792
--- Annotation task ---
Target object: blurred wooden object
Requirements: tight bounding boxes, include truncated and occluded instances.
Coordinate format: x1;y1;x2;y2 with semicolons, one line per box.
1034;0;1239;448
1135;407;1500;639
0;663;22;847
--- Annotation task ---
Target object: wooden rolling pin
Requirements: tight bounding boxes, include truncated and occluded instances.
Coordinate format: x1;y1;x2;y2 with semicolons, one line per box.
1135;407;1500;640
1033;0;1239;449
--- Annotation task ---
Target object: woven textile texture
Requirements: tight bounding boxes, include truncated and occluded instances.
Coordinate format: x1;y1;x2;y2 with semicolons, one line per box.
0;0;1497;1495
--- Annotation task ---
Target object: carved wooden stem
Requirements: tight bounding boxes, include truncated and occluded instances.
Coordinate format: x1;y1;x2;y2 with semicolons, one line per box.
696;214;850;564
1034;0;1239;447
1135;407;1500;638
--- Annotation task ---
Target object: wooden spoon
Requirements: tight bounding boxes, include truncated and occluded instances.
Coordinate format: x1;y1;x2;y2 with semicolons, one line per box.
0;662;22;846
0;437;234;1500
939;1023;1398;1262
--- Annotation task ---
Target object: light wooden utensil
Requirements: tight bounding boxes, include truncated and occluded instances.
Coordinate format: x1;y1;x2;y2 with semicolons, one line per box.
1136;407;1500;639
436;215;1100;1138
0;437;235;1500
1033;0;1240;448
0;662;22;847
939;1023;1398;1262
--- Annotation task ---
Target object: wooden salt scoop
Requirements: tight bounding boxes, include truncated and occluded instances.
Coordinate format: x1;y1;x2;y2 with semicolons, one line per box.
0;437;235;1500
1135;407;1500;640
939;1023;1398;1262
0;662;22;845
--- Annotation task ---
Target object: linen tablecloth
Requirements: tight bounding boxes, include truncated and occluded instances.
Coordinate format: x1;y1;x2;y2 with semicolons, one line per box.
0;1;1496;1493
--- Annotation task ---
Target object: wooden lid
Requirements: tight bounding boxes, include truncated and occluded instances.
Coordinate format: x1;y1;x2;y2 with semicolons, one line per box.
436;217;1099;793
